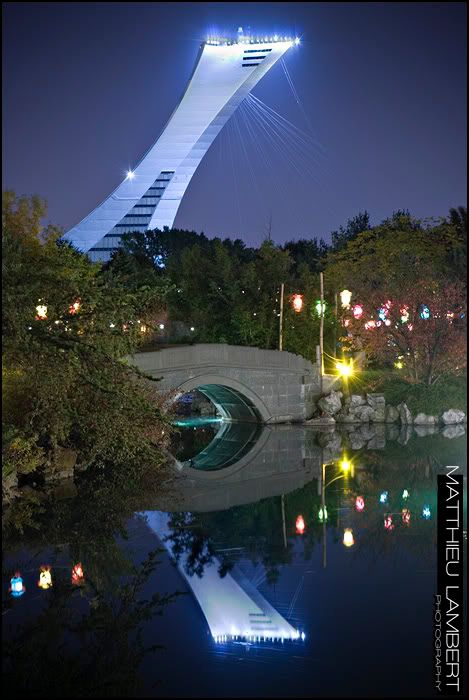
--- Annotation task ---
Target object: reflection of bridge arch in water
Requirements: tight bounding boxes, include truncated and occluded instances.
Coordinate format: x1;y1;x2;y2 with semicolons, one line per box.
144;511;304;645
162;424;323;512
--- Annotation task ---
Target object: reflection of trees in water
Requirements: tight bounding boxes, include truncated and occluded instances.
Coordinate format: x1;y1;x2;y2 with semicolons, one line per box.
165;482;340;583
165;449;440;582
2;550;181;697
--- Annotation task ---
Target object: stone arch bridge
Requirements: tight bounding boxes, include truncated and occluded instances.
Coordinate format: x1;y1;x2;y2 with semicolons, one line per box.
131;344;321;424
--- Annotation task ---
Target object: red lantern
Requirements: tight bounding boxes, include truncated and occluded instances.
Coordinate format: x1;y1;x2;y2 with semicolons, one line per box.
352;304;363;319
71;563;85;586
295;515;305;535
291;294;303;313
355;496;365;512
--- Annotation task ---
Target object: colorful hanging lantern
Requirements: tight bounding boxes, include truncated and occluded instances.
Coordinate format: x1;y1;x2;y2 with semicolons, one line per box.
38;566;52;590
340;289;352;308
352;304;363;319
295;515;306;534
422;505;432;520
384;514;394;531
355;496;365;512
291;294;304;313
35;303;47;320
379;491;389;504
69;300;81;315
400;306;409;323
315;300;326;316
419;305;430;320
71;563;85;586
378;307;387;322
9;572;25;598
343;529;355;547
401;508;411;525
364;320;376;330
402;489;410;500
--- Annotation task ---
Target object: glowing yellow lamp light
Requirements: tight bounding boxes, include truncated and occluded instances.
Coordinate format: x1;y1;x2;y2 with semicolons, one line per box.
71;563;85;586
291;294;304;313
395;361;404;370
336;361;353;378
343;529;355;547
295;515;306;535
38;566;52;590
35;304;47;320
340;289;352;308
340;459;351;473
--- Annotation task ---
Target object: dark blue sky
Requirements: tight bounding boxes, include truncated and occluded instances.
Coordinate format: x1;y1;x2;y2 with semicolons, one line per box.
3;2;467;246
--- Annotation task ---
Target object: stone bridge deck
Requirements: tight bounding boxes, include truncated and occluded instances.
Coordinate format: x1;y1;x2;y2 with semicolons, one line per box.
131;343;321;424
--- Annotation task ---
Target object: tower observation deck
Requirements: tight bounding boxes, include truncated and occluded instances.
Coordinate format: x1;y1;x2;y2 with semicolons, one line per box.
63;30;300;262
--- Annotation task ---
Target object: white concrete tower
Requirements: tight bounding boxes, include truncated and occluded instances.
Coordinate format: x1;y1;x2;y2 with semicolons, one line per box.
63;32;299;261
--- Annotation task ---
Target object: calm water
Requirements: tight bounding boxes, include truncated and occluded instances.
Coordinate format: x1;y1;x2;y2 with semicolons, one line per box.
3;420;467;698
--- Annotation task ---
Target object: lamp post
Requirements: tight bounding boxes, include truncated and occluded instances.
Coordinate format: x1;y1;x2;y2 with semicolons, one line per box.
319;272;324;392
279;283;284;351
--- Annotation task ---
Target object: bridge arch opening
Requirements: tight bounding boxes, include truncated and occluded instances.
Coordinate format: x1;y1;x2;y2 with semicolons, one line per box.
173;375;270;424
171;376;270;472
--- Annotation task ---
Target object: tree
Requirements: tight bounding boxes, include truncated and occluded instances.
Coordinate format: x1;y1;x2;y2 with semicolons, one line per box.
2;192;169;488
343;279;466;384
330;210;371;252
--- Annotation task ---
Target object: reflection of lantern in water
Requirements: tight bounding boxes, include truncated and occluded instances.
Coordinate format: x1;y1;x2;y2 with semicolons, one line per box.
355;496;365;512
422;505;432;520
352;304;363;319
401;508;411;525
10;572;25;598
291;294;304;313
38;566;52;590
384;514;394;531
379;491;389;504
318;506;328;522
71;563;85;586
295;515;305;534
343;529;355;547
402;489;410;500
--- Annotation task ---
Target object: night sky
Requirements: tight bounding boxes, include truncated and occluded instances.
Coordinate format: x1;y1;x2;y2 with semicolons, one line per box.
3;2;467;246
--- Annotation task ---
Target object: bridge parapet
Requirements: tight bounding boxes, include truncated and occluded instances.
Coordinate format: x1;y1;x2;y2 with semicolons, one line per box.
131;344;320;424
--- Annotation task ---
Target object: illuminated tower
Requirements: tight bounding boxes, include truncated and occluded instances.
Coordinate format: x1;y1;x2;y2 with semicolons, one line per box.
63;30;300;261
